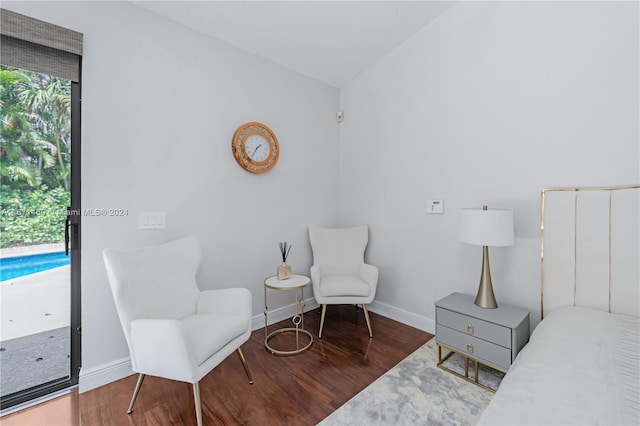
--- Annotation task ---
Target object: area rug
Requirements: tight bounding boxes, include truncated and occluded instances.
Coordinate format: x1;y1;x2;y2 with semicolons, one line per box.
318;338;504;426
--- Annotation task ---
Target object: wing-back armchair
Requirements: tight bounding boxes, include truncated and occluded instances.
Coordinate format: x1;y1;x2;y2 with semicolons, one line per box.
103;236;253;426
308;225;379;338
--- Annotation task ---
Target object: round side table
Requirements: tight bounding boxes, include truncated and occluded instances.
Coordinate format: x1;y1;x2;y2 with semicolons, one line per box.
263;274;313;356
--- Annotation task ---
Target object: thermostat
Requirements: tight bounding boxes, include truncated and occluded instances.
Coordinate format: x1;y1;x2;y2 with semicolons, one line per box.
427;200;444;214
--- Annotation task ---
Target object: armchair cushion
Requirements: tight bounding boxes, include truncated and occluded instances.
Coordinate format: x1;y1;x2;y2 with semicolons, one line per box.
318;275;371;298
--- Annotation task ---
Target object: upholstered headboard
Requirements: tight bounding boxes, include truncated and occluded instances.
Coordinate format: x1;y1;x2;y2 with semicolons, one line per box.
541;185;640;318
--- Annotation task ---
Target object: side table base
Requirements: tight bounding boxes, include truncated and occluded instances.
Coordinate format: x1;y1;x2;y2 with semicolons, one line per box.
265;327;313;356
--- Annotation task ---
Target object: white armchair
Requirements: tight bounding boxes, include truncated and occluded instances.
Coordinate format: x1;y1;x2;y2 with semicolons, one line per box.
308;225;379;339
103;236;253;426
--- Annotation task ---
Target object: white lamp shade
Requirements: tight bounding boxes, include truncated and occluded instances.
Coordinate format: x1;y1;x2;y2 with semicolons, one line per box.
459;207;514;247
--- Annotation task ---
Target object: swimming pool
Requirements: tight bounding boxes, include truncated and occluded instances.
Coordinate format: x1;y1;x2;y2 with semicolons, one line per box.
0;251;70;282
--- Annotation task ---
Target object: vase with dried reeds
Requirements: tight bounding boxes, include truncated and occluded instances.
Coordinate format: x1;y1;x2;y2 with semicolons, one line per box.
277;241;292;280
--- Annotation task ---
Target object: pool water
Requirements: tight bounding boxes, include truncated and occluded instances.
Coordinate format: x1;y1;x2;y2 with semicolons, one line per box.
0;251;70;282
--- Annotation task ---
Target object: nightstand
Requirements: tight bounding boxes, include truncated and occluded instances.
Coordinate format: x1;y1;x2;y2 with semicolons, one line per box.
435;292;530;391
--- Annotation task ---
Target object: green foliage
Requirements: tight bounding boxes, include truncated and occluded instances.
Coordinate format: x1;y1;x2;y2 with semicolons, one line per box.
0;186;70;247
1;66;72;248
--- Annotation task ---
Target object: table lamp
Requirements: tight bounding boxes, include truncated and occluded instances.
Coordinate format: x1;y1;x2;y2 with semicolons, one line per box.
459;205;514;309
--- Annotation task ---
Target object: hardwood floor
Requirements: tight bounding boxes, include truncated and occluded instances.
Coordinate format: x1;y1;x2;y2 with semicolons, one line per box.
2;305;433;425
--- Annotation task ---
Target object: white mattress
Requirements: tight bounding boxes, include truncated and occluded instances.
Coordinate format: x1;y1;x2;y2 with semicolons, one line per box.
477;306;639;425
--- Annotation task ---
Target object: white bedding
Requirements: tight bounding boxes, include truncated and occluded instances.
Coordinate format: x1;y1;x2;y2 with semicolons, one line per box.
477;306;639;425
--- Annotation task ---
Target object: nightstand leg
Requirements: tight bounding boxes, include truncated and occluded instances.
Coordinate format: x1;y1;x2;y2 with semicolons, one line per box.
464;356;469;378
435;344;500;393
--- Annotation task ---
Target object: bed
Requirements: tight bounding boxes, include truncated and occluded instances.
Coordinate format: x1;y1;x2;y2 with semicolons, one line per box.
478;185;640;425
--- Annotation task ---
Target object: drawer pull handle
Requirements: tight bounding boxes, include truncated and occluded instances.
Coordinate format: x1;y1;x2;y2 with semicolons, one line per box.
467;324;474;335
466;343;474;354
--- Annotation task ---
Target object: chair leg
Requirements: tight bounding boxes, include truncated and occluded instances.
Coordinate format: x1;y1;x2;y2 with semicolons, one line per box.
237;348;254;384
127;373;145;414
319;304;327;339
362;304;373;338
193;381;203;426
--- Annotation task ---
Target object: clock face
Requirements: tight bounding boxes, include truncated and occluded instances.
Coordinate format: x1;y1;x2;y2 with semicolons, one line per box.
243;133;271;163
232;122;279;174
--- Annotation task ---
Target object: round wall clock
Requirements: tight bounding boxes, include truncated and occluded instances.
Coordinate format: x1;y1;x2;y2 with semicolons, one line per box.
231;122;279;174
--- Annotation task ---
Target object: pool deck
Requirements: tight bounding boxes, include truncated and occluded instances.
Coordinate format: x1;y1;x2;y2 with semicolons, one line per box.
1;244;70;341
0;244;72;399
1;265;70;341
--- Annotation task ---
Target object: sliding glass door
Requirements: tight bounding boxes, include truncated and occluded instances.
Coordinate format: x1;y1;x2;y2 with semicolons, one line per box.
0;65;81;410
0;8;82;410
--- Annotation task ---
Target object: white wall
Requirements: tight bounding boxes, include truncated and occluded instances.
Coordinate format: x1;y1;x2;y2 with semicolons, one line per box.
4;1;339;391
339;1;639;331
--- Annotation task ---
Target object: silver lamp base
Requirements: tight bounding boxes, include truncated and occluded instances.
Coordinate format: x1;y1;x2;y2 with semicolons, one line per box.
474;245;498;309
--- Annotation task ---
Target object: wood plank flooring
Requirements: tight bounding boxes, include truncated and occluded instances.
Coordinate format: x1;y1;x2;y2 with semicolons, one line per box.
2;305;433;425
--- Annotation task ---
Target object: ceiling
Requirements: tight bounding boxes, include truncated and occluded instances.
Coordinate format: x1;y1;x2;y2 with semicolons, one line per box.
129;1;454;88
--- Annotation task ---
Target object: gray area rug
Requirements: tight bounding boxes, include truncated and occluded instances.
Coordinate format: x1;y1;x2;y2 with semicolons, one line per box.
319;338;504;426
0;327;70;396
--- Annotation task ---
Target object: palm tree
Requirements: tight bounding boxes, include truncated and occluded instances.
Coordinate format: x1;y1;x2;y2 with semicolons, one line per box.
0;66;71;190
0;67;37;187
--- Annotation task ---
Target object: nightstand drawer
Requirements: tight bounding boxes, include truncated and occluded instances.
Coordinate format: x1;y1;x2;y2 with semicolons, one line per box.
436;324;512;370
436;307;511;348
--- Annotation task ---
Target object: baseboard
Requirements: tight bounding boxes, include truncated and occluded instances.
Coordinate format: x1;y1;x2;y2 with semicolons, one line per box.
255;297;435;334
79;356;134;393
251;297;320;331
368;300;435;334
78;299;431;393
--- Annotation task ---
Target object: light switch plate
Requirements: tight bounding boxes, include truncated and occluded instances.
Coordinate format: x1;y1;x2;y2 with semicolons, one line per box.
427;200;444;214
139;211;166;229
